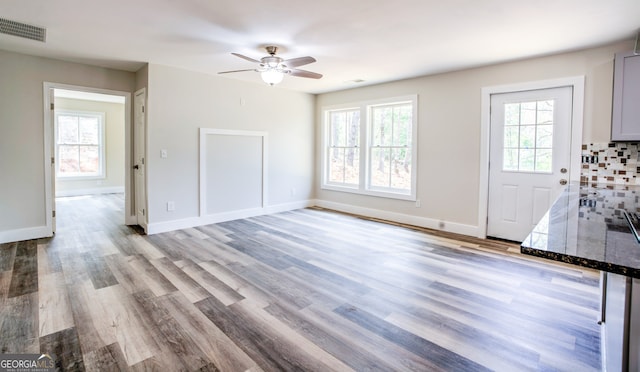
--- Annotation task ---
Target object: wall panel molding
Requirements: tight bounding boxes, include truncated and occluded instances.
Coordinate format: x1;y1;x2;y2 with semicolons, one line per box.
199;128;268;217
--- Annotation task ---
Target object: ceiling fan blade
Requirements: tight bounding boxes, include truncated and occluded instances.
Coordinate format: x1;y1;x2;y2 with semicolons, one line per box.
231;53;260;63
289;69;323;79
283;56;316;68
218;69;256;74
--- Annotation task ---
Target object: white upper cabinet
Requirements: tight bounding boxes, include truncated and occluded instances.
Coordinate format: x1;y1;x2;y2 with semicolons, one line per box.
611;51;640;141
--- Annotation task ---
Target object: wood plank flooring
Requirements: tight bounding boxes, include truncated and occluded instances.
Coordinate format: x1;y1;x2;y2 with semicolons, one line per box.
0;194;601;371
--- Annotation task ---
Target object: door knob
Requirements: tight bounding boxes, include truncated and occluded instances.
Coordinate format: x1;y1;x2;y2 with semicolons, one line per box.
560;179;567;185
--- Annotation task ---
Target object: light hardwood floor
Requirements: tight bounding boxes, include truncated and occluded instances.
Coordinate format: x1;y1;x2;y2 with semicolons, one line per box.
0;194;601;371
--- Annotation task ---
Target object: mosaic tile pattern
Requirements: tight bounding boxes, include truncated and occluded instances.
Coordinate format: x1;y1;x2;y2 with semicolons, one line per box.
578;185;639;225
581;142;640;185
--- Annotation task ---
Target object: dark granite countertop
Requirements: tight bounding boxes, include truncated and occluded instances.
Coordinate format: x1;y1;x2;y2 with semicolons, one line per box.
521;182;640;278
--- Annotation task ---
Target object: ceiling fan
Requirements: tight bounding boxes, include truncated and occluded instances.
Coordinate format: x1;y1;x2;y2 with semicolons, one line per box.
218;46;322;86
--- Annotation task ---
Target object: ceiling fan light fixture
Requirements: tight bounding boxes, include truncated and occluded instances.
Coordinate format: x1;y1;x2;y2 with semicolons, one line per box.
261;69;284;86
220;46;321;85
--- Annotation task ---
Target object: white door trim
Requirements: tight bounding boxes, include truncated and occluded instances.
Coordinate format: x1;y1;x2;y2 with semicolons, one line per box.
43;82;134;235
477;76;584;239
134;88;148;231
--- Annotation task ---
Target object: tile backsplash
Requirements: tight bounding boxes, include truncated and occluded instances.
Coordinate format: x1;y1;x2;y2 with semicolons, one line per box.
581;143;640;185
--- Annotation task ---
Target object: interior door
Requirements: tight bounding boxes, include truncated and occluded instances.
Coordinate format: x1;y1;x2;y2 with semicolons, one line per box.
487;86;573;242
134;88;147;228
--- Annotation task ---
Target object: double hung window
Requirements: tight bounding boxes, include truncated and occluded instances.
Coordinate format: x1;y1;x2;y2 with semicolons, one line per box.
322;95;417;200
55;110;105;179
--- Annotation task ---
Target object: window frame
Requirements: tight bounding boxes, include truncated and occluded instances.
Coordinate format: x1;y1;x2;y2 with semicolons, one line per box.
54;110;106;180
323;106;362;190
321;95;418;201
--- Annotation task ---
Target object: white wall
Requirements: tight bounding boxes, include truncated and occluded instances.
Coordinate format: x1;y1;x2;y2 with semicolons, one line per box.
0;50;134;243
54;97;126;196
315;40;635;236
145;64;315;233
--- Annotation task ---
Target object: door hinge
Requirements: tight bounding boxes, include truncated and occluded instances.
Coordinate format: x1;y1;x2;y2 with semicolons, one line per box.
50;103;54;110
51;157;54;165
142;209;146;216
142;105;145;113
141;157;145;165
52;210;56;218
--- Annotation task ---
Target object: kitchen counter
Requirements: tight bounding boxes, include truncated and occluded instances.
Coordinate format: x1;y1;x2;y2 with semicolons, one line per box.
521;182;640;278
521;182;640;371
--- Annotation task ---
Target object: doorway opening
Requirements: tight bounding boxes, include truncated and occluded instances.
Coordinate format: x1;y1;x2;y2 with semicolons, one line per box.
43;83;135;235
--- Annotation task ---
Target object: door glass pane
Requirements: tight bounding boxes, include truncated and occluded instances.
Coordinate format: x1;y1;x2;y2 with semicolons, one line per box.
505;104;520;125
520;102;537;124
504;127;519;148
519;126;536;148
503;149;519;170
519;149;535;171
536;125;553;148
536;149;552;172
502;99;555;173
537;101;554;124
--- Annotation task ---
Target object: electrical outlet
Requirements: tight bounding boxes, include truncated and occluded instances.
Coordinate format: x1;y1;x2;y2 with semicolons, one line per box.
415;199;421;208
167;201;175;211
161;149;168;159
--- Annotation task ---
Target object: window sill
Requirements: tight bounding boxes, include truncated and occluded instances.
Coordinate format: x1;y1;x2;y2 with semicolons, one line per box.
321;184;416;201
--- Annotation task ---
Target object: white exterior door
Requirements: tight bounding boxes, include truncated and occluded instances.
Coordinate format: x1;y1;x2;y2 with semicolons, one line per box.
134;88;147;228
487;86;573;242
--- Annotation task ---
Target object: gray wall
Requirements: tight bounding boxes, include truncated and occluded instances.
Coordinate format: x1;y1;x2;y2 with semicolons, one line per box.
1;39;634;242
145;64;315;232
315;40;635;235
0;49;314;241
0;50;135;240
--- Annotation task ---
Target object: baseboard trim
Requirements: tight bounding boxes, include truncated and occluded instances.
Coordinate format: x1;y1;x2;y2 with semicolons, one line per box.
146;200;315;235
313;199;479;237
0;226;52;244
56;186;125;197
140;198;479;237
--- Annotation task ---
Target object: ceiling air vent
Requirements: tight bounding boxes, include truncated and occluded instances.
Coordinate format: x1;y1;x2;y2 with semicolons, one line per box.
0;18;46;42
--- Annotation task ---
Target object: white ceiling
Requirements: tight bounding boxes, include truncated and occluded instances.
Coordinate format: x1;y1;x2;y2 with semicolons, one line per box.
0;0;638;94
